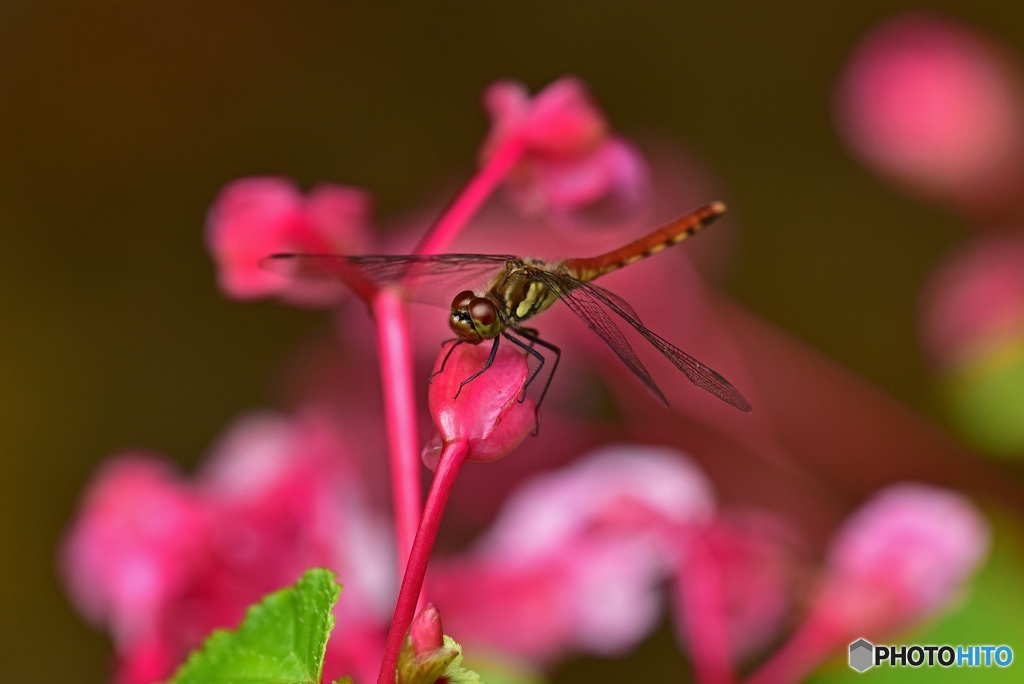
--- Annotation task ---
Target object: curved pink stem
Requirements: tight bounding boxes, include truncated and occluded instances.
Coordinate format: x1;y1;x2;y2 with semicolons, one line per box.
678;530;736;684
372;289;423;573
745;615;839;684
375;131;524;579
375;126;525;682
414;133;526;256
377;439;470;684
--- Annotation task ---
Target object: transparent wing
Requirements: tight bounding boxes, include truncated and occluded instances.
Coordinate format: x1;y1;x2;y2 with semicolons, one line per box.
530;267;750;411
260;253;514;306
527;268;667;404
581;281;644;323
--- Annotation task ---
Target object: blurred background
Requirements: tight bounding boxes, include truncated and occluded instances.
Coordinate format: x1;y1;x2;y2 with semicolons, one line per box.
3;1;1024;681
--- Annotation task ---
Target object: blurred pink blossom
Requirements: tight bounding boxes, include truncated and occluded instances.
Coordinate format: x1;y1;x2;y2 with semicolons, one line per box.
673;514;796;660
62;458;210;664
748;484;989;684
62;410;393;684
205;177;373;304
482;77;650;227
817;483;989;634
919;232;1024;369
835;14;1024;218
431;445;717;662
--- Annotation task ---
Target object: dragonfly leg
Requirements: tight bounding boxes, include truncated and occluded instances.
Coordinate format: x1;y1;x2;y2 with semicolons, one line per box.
429;339;461;383
518;326;540;348
501;331;546;404
510;328;560;413
453;336;500;399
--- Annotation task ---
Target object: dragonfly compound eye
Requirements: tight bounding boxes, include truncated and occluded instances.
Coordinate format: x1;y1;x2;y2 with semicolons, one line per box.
469;297;500;338
451;290;476;310
449;290;484;343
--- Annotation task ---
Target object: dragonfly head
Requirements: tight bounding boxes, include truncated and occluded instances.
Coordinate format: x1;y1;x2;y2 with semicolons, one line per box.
449;290;501;343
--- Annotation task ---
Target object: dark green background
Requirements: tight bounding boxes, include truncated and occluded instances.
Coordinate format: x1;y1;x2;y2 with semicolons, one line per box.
3;2;1021;681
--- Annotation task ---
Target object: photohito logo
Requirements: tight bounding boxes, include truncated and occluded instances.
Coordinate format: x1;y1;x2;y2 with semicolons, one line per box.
849;638;1014;672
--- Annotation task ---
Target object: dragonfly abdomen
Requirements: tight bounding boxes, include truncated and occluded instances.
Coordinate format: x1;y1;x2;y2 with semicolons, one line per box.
562;202;726;281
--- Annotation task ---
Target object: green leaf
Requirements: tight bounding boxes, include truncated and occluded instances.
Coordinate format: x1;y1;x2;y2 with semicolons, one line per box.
438;636;483;684
170;568;341;684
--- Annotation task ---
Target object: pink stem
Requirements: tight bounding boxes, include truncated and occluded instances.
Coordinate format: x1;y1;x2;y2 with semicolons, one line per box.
372;290;423;576
375;126;524;682
745;616;839;684
413;133;526;256
372;131;522;585
677;530;736;684
377;439;470;684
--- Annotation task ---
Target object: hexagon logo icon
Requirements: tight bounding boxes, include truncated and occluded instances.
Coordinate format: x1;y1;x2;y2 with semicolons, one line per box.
849;638;874;672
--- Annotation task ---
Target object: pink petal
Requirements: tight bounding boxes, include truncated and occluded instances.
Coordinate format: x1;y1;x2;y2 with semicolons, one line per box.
61;456;210;640
519;76;607;157
673;514;796;659
435;445;715;661
205;177;373;305
818;483;990;635
479;444;715;559
483;77;606;158
532;137;651;228
481;77;651;224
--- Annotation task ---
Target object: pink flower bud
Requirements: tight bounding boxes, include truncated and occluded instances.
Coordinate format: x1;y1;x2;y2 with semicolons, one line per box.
918;234;1024;454
482;77;650;226
409;604;444;656
835;14;1024;216
205;177;372;304
425;342;536;465
920;233;1024;370
396;604;461;684
815;483;989;636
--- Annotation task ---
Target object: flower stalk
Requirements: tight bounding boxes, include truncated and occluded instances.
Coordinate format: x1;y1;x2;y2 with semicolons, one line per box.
378;439;470;684
372;289;424;572
677;530;736;684
414;132;526;256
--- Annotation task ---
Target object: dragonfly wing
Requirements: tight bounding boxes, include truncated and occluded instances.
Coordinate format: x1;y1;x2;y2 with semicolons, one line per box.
528;268;667;405
575;280;751;411
581;281;644;323
261;253;514;306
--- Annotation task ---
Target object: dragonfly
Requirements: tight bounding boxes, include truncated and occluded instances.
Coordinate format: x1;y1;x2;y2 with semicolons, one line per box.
262;202;751;412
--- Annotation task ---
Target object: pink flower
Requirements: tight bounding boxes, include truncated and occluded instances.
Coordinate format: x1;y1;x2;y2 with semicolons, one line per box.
835;14;1024;216
61;457;210;643
672;514;796;661
747;484;989;684
816;483;989;635
424;341;536;465
919;233;1024;370
205;177;372;304
61;410;393;684
482;77;650;227
432;445;715;662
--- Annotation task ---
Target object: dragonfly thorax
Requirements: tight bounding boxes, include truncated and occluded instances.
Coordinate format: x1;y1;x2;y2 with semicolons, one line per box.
449;290;503;343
